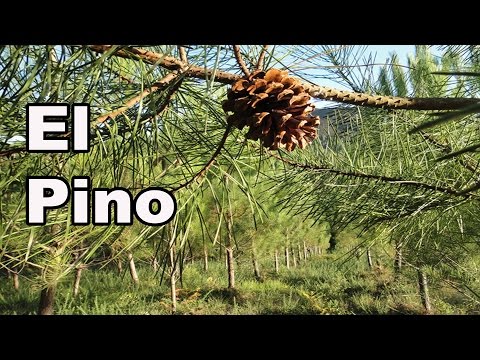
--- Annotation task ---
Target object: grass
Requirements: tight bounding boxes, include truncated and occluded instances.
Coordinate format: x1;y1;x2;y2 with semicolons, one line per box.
2;252;480;314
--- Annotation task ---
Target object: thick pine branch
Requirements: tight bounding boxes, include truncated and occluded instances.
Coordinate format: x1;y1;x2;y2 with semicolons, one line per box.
89;45;480;111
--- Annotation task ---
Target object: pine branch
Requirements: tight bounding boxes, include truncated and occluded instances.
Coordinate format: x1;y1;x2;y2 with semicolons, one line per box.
268;151;475;198
177;46;188;63
88;45;480;111
170;125;233;192
419;131;479;173
255;45;268;71
232;45;250;77
96;72;179;123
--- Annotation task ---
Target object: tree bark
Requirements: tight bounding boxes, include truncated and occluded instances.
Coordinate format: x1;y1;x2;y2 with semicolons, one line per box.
38;223;61;315
303;241;308;261
127;252;139;285
12;271;19;290
152;256;159;272
292;249;297;267
285;246;290;269
328;230;337;253
394;242;403;274
417;268;432;314
38;285;56;315
226;210;235;289
169;243;177;314
274;250;279;273
203;245;209;271
252;253;262;281
367;249;373;268
226;247;235;289
117;258;123;274
298;244;303;262
73;267;83;297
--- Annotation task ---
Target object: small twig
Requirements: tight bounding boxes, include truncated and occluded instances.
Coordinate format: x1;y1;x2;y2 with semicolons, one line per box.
171;125;232;192
232;45;250;77
178;46;188;63
0;147;26;157
96;72;178;123
153;78;184;117
419;130;479;173
255;45;269;71
267;150;471;198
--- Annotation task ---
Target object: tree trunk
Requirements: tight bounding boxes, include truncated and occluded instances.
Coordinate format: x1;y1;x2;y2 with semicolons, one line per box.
117;259;123;274
127;252;139;285
328;229;337;253
38;223;61;315
298;244;303;262
303;241;308;261
152;256;159;272
274;250;279;273
285;246;290;269
169;243;177;314
252;253;262;281
12;271;19;290
226;247;235;289
394;242;403;274
38;285;56;315
225;205;236;289
367;249;373;268
417;268;432;314
203;245;209;271
73;267;83;297
292;249;297;267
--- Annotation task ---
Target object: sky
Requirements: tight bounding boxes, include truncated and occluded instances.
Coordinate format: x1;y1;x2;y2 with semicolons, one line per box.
313;45;419;108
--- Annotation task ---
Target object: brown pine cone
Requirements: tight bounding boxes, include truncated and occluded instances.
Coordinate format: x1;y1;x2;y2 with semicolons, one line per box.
222;69;320;151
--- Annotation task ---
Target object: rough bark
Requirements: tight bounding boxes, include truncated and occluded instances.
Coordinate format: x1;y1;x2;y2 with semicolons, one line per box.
38;286;56;315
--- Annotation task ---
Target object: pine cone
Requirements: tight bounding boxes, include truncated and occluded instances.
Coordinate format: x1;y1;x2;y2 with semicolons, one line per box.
222;69;320;151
